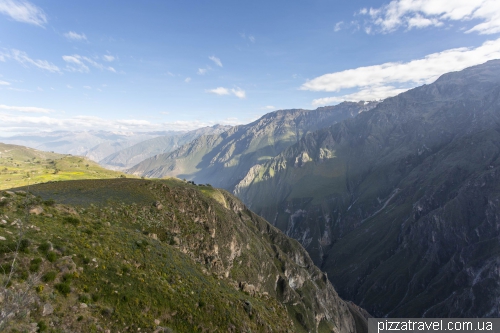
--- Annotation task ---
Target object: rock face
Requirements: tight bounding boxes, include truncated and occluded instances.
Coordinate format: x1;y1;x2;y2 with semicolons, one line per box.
127;102;377;191
9;178;360;333
234;60;500;317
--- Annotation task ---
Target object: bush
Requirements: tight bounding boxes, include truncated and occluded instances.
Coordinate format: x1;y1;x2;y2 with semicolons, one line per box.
37;320;48;332
42;199;55;206
55;283;71;296
42;271;57;282
79;294;91;304
29;257;42;272
46;251;57;262
38;242;52;254
19;238;31;253
63;216;80;225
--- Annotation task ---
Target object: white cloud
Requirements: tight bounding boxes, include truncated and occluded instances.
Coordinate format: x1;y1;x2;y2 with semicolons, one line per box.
0;0;47;27
303;38;500;105
103;55;115;62
248;35;255;43
312;86;409;106
359;0;500;35
197;66;212;75
0;104;54;113
209;55;222;67
334;21;344;32
66;85;73;89
207;87;246;99
207;87;229;95
301;38;500;92
64;31;87;41
62;54;116;73
261;105;276;110
184;77;191;83
231;87;246;99
63;55;89;73
0;114;241;133
9;49;60;72
0;80;10;85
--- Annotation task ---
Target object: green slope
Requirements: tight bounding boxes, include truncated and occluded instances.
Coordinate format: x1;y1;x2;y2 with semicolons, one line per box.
235;60;500;317
1;178;358;333
0;143;131;190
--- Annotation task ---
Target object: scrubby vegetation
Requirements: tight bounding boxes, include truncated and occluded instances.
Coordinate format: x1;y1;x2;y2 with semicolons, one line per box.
0;178;355;332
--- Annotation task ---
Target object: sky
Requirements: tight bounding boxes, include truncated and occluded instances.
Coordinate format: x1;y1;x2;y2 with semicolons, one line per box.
0;0;499;135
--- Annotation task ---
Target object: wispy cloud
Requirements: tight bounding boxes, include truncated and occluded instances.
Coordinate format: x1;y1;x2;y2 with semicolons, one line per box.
0;0;47;27
358;0;500;35
207;87;229;95
334;21;344;32
209;55;222;67
184;77;191;83
0;104;55;113
261;105;276;110
102;54;115;62
197;68;208;75
207;87;246;99
62;54;116;73
240;33;256;43
10;49;60;72
64;31;87;41
303;38;500;105
0;80;10;85
0;114;241;133
231;87;246;99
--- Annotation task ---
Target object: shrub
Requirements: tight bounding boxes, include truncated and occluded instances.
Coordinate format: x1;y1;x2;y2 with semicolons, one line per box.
29;257;42;272
37;320;48;332
79;294;91;304
38;242;52;254
46;251;57;262
19;238;31;253
42;271;57;282
42;199;55;206
63;216;80;226
55;283;71;296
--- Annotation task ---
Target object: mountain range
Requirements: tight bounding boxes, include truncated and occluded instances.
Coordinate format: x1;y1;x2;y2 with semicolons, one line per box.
128;102;377;191
125;60;500;318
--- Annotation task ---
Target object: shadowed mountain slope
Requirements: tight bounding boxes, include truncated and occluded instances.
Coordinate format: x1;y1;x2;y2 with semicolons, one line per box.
234;60;500;317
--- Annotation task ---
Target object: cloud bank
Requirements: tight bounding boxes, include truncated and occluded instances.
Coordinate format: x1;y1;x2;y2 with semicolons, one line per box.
359;0;500;35
303;38;500;105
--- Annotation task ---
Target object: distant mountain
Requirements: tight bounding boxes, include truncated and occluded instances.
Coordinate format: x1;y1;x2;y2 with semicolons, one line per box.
0;130;178;162
128;102;377;191
100;125;232;170
234;60;500;317
0;142;129;190
2;178;363;333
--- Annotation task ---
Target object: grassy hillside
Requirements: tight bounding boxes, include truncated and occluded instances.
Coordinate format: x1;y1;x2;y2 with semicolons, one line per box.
0;178;357;333
0;143;131;190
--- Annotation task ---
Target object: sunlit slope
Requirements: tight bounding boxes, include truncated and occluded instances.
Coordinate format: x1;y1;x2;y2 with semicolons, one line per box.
0;143;130;190
100;125;231;170
235;59;500;317
127;103;376;192
1;178;359;333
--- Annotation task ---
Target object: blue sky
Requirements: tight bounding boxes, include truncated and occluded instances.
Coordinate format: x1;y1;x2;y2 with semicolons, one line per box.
0;0;499;135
